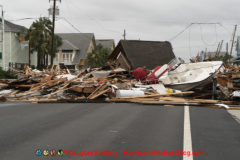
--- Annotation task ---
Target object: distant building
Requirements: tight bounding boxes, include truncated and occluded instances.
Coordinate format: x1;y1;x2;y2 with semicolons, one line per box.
109;40;175;70
55;33;96;69
0;20;37;70
96;39;115;51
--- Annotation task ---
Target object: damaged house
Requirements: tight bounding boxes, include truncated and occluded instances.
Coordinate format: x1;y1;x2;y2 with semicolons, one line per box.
0;20;37;70
109;40;176;70
55;33;96;69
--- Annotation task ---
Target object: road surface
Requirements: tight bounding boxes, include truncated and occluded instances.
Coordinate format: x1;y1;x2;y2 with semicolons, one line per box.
0;103;239;160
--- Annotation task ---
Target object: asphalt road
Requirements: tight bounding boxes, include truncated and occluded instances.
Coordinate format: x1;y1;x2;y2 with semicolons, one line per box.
0;103;239;160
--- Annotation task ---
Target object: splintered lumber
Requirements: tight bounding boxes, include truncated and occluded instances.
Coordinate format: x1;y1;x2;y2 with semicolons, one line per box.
12;90;42;98
31;99;59;103
2;64;239;105
24;65;32;76
159;97;233;104
89;88;111;100
232;73;240;79
107;96;237;108
193;99;234;104
87;84;107;99
116;91;194;99
40;75;53;83
159;97;187;102
44;78;78;98
0;79;9;83
30;77;67;91
10;84;33;88
219;86;231;98
229;107;240;110
6;90;20;96
0;83;8;88
69;85;95;94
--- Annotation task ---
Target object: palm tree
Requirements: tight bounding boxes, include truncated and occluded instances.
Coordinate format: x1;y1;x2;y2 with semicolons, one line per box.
25;17;62;69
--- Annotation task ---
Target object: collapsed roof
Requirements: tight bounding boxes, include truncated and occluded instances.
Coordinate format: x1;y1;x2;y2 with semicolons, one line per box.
109;40;176;69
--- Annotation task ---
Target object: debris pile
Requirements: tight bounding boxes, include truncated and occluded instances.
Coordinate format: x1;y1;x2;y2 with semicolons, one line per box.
0;66;134;103
0;64;239;109
217;65;240;99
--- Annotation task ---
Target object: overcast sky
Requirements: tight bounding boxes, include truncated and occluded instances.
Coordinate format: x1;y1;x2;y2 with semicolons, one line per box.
1;0;240;61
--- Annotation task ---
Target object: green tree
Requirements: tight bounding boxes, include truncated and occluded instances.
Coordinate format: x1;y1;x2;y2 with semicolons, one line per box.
0;67;15;79
87;44;111;68
25;17;62;69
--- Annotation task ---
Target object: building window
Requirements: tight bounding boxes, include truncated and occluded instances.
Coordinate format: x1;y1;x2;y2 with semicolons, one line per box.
0;52;2;59
61;51;73;63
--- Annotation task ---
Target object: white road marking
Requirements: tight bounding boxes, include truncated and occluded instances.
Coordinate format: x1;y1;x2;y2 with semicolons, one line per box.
183;105;193;160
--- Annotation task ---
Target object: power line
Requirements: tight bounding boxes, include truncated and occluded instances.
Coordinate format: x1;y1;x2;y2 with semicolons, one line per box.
218;23;232;34
169;22;221;42
60;17;82;33
168;23;193;41
173;44;218;49
57;18;77;32
56;17;97;42
199;23;218;46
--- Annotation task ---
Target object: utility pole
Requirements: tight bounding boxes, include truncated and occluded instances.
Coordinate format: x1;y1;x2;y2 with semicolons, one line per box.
49;0;61;66
51;0;57;66
230;25;237;57
28;28;31;66
123;29;126;40
215;42;220;57
217;40;224;57
0;5;5;70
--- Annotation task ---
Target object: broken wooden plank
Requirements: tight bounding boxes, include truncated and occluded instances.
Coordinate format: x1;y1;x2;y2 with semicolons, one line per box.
44;78;79;98
89;88;111;100
88;84;107;99
69;85;96;94
30;77;67;91
0;83;8;88
232;73;240;79
10;84;33;88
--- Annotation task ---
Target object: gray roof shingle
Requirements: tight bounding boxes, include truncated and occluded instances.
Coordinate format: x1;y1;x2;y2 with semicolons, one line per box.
96;39;115;50
0;20;27;33
59;40;79;50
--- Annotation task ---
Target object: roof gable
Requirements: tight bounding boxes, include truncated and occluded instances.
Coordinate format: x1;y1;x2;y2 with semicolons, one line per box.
110;40;176;69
